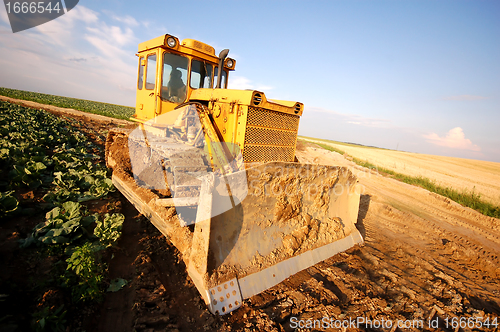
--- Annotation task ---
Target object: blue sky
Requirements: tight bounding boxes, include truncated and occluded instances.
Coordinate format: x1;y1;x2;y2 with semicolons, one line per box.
1;0;499;162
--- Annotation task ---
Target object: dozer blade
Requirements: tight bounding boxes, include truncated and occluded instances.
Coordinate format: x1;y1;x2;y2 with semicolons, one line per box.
109;154;362;314
186;161;363;314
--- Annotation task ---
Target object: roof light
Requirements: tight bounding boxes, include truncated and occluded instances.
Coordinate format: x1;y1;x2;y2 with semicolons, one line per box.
166;37;177;48
226;58;234;69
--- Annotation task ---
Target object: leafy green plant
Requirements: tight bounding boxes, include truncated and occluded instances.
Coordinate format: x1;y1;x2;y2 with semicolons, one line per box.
65;242;106;302
21;201;96;247
107;278;128;292
0;101;114;199
44;168;114;203
0;100;129;315
0;191;19;219
11;160;48;188
94;213;125;247
32;305;67;332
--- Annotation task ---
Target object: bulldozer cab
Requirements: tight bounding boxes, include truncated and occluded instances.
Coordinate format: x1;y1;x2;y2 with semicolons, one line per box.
135;35;235;124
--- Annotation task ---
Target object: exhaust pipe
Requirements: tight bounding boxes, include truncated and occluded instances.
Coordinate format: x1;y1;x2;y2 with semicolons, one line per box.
216;49;229;89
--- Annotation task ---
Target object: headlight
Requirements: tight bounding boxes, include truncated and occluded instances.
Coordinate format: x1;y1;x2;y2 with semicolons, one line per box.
166;37;177;48
226;58;234;69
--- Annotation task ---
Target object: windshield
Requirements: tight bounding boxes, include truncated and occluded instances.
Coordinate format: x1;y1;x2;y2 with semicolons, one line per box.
161;52;189;102
190;60;213;89
213;66;228;88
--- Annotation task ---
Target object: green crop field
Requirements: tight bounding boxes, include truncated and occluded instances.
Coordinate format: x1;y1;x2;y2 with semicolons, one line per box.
299;135;386;150
0;100;127;329
0;87;134;120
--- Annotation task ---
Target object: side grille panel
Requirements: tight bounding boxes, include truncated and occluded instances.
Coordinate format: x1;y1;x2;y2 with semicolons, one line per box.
244;127;297;146
243;107;299;163
246;107;299;130
243;146;295;163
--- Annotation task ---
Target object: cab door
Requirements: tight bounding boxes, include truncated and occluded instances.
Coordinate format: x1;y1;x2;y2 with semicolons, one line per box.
135;51;158;122
158;51;190;117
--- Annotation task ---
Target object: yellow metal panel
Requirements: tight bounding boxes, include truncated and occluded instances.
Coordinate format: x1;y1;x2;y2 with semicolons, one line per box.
177;47;219;64
266;99;298;107
135;50;159;122
190;89;302;116
190;89;256;105
181;39;216;56
138;35;167;53
241;107;299;162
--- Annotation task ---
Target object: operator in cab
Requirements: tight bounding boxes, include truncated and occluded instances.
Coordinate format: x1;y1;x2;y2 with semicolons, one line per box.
164;69;186;102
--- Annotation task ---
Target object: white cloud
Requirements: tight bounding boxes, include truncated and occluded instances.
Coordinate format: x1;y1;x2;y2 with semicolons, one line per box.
111;14;139;27
28;6;99;47
306;106;392;128
74;6;100;24
423;127;481;151
228;75;274;92
228;76;252;90
102;10;139;27
86;23;136;47
0;6;9;26
0;5;137;106
256;85;274;91
442;95;488;101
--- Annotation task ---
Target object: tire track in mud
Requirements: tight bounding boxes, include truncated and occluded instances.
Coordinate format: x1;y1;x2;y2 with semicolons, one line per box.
368;189;500;301
370;207;498;305
225;214;499;331
388;189;500;249
372;200;500;272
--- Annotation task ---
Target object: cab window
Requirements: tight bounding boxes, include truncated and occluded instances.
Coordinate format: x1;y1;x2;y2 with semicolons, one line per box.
138;56;144;90
190;60;213;89
161;53;189;102
213;66;228;89
145;54;156;90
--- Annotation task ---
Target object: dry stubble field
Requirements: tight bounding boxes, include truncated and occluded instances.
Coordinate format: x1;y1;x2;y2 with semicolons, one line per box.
301;137;500;206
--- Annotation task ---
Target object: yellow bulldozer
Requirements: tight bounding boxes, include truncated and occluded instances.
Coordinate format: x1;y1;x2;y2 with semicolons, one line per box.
105;34;363;315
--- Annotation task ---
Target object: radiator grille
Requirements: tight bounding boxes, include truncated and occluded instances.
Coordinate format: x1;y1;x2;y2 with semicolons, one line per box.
243;107;299;162
243;146;296;163
244;127;297;146
246;107;299;130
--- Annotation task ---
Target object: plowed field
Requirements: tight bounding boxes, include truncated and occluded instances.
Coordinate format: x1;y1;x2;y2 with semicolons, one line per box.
1;96;499;332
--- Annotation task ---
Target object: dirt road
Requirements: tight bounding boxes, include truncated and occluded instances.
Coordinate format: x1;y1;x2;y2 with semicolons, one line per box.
301;137;500;206
2;97;499;331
